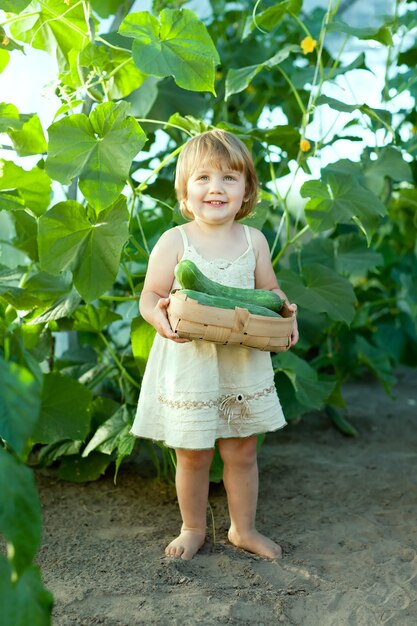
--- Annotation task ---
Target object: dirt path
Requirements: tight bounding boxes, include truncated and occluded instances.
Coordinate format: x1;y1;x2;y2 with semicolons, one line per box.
36;368;417;625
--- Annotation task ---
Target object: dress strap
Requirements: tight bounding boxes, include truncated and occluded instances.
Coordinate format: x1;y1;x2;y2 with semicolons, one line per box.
177;225;189;249
243;225;253;249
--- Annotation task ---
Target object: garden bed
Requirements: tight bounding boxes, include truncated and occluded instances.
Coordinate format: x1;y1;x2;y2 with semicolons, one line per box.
36;368;416;625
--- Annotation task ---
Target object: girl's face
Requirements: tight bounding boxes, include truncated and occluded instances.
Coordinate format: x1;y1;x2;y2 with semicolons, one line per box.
185;165;246;226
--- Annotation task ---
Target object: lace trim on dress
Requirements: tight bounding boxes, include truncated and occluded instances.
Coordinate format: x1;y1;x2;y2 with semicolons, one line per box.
177;224;253;269
157;384;276;426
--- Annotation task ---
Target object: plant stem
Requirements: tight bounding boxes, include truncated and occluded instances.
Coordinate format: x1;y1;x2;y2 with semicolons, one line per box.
129;234;149;258
99;295;138;302
135;118;194;136
252;0;267;34
99;332;141;390
207;501;217;546
276;65;306;115
382;0;400;102
136;144;184;192
272;224;309;267
1;11;40;27
135;207;150;256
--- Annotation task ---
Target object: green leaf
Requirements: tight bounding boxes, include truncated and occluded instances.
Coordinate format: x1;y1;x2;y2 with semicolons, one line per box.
1;271;71;310
355;335;396;393
325;52;368;79
299;237;335;270
0;447;42;575
131;315;156;376
301;172;386;242
75;42;146;100
0;557;53;626
0;103;21;131
8;114;47;156
241;197;269;230
0;0;31;11
32;372;93;444
113;430;135;483
11;211;38;260
82;405;133;457
242;0;302;39
335;234;383;274
225;46;297;100
0;160;52;216
119;9;220;94
90;0;126;17
302;264;357;324
107;49;146;100
58;452;111;482
167;112;211;135
125;75;160;118
9;0;90;65
0;49;9;73
23;271;72;303
0;191;26;211
0;358;42;458
45;101;146;210
364;146;413;193
36;439;83;467
316;95;393;133
248;125;301;157
28;289;81;325
277;264;357;324
73;304;122;332
327;20;393;46
0;26;24;52
0;285;45;310
38;197;130;302
273;351;335;410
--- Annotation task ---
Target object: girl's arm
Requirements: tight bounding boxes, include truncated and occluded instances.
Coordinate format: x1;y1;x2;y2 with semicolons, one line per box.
140;229;189;343
251;228;299;347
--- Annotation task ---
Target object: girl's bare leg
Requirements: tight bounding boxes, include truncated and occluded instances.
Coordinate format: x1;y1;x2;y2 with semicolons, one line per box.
218;436;282;559
165;448;215;560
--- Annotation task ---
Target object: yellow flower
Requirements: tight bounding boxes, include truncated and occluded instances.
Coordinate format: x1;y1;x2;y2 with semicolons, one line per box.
301;36;317;55
2;35;10;46
300;138;311;152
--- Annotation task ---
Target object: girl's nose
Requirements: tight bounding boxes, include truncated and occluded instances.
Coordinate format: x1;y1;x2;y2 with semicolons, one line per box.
208;177;224;193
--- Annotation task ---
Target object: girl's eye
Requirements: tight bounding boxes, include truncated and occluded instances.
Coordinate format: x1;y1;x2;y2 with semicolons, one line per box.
197;175;209;181
224;175;236;181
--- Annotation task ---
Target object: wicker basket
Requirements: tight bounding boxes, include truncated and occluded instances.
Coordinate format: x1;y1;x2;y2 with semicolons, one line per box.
167;290;295;352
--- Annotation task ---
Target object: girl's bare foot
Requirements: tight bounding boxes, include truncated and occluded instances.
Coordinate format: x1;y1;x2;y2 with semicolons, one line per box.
165;529;205;560
228;527;282;559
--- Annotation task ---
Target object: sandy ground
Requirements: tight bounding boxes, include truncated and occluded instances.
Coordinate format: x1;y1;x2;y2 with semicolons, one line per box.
36;368;417;626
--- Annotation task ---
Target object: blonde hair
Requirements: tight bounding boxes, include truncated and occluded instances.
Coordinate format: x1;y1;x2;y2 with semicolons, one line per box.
175;129;258;220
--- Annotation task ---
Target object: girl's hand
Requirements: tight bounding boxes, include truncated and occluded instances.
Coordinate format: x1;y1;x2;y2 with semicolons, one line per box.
287;303;299;347
152;297;190;343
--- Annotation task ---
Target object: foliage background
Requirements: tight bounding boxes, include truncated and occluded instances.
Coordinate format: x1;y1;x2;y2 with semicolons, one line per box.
0;0;416;621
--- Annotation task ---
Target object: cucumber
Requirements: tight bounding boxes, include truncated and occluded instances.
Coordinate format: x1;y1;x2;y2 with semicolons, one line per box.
179;289;280;318
325;406;358;437
175;260;284;313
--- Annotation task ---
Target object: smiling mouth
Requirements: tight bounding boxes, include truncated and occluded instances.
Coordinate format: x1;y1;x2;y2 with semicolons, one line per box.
205;201;226;205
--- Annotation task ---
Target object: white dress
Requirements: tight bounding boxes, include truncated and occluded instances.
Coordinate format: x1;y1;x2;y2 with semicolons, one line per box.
130;225;286;449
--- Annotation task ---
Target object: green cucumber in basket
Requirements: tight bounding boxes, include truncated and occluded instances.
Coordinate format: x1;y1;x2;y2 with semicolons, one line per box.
178;289;280;318
175;260;284;313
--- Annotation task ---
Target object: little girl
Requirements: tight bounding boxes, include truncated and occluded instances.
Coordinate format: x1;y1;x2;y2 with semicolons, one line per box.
131;129;298;561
